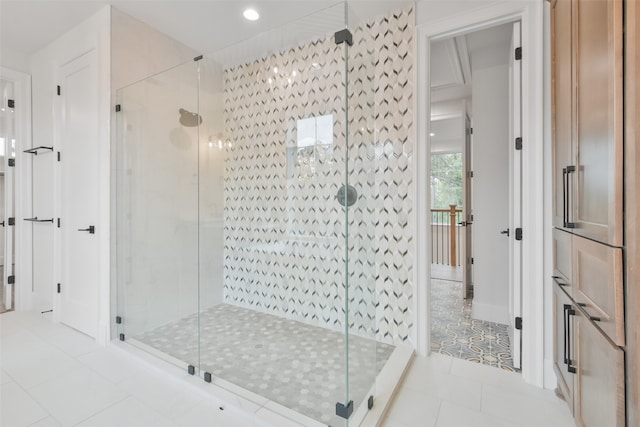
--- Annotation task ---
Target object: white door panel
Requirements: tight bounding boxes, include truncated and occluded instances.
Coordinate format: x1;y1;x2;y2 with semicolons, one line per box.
58;49;99;337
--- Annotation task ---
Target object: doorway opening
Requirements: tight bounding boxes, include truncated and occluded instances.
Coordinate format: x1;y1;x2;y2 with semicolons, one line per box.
428;21;522;372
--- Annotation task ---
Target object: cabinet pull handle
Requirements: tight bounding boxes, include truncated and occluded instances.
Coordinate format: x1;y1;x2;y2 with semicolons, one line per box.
577;303;601;322
553;276;568;287
562;168;567;227
566;165;576;228
563;304;570;364
567;305;577;374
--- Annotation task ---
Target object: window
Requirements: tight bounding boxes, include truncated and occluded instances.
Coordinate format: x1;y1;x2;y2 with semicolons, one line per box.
288;114;333;180
431;152;463;209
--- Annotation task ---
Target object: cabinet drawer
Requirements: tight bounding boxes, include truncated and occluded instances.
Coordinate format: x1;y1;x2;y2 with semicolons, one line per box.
553;228;573;289
575;309;625;427
572;235;624;345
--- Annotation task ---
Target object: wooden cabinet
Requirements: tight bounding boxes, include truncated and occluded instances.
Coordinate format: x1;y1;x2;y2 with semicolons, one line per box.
572;235;624;346
551;0;573;230
552;228;573;287
551;0;627;425
554;282;626;427
551;0;623;246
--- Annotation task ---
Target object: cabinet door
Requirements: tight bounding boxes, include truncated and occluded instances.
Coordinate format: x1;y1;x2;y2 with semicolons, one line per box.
551;0;574;229
574;308;625;427
572;0;623;246
553;283;575;411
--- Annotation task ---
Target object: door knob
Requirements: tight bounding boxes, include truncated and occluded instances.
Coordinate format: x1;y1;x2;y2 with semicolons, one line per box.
500;229;510;236
78;225;95;234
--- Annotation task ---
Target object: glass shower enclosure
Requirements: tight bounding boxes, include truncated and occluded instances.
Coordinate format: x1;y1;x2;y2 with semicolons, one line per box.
116;4;389;426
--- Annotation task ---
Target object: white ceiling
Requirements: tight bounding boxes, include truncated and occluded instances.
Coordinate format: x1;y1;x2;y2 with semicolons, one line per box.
0;0;409;62
430;22;513;105
429;22;512;153
430;117;463;153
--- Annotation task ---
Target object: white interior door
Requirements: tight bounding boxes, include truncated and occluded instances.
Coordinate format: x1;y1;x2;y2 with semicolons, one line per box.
508;21;523;370
58;49;99;337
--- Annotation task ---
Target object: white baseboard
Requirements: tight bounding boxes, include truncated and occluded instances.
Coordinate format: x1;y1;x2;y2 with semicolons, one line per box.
471;301;510;325
543;357;558;389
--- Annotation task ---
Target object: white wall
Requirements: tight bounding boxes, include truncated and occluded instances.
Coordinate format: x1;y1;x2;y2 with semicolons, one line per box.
470;60;510;324
110;8;198;91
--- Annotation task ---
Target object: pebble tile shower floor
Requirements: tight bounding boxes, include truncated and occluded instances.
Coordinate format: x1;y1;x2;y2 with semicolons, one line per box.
430;279;516;371
135;304;395;426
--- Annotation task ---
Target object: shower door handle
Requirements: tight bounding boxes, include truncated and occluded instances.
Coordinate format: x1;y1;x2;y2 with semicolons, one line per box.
78;225;95;234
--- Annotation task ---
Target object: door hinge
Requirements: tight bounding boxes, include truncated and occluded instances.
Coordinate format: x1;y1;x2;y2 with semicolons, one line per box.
115;104;121;112
57;152;61;162
119;333;125;341
471;257;474;265
8;158;15;167
515;316;523;330
470;127;473;135
57;218;61;228
57;85;61;96
515;137;523;150
515;228;523;240
7;217;15;226
468;171;474;178
193;55;203;62
8;99;15;109
515;47;522;60
334;28;353;46
336;400;354;419
57;283;61;293
8;275;15;284
115;316;122;324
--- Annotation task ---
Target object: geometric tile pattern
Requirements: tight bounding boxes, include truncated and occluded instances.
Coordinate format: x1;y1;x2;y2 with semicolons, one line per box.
222;6;415;345
135;303;395;426
431;279;516;371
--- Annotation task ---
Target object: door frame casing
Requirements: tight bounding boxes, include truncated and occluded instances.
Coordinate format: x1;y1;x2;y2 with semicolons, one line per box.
415;1;545;387
0;67;33;312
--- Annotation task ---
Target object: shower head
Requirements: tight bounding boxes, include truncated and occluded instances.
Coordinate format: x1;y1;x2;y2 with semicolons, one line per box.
179;108;202;127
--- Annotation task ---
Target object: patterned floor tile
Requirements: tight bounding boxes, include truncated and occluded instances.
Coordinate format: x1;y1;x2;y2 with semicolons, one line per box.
134;303;394;426
431;279;516;371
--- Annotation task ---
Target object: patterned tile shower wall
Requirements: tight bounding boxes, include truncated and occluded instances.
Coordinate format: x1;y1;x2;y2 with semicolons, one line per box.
222;6;414;345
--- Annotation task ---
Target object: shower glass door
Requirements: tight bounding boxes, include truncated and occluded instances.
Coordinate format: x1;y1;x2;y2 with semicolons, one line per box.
196;4;355;425
116;2;382;425
116;60;201;371
342;5;380;426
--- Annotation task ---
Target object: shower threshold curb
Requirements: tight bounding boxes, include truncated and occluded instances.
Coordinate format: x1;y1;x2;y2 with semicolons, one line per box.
110;340;413;427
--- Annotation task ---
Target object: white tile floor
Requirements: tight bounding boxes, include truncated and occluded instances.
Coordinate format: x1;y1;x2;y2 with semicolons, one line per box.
0;311;576;427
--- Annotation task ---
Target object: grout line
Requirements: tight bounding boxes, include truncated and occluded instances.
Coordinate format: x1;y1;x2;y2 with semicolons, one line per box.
432;400;443;427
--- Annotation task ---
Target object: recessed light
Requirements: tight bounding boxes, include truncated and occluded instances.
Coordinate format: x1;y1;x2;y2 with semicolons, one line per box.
430;132;435;136
243;8;260;21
